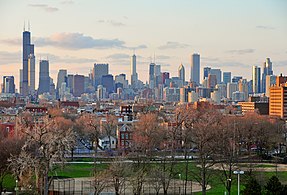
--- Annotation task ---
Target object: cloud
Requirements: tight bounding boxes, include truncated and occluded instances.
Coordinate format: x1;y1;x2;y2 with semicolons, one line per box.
158;41;190;50
28;4;59;12
34;33;125;50
61;1;74;5
0;51;21;65
227;49;255;55
256;25;275;30
156;55;171;60
38;53;96;64
0;38;21;46
1;33;147;50
106;53;130;60
201;57;220;62
97;20;125;27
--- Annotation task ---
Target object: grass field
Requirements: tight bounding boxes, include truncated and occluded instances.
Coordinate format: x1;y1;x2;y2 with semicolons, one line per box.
3;161;287;194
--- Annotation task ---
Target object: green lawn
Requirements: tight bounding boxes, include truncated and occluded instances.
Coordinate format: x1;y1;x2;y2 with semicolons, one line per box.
4;161;287;194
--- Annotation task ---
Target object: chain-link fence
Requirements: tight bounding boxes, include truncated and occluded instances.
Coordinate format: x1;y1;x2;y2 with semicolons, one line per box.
49;178;195;195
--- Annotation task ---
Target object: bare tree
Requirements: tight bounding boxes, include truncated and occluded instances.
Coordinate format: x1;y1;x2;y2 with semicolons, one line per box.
184;104;223;195
93;170;109;195
9;112;75;195
0;137;23;193
108;158;131;195
102;114;118;150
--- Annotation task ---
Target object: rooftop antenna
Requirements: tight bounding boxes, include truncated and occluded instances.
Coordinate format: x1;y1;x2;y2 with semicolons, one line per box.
23;21;25;31
133;48;135;55
28;20;30;31
153;52;156;64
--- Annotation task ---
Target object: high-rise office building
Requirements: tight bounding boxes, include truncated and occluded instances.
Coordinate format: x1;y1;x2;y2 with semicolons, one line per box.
56;69;67;95
21;25;34;96
155;64;161;87
265;75;276;97
203;67;211;80
252;66;261;93
227;83;238;99
115;74;128;89
38;60;50;94
178;64;185;85
102;74;114;94
223;72;231;84
130;54;138;88
162;72;170;87
190;53;200;84
238;79;249;101
207;74;217;88
67;74;74;94
149;63;155;89
93;63;109;87
269;75;287;120
210;69;222;84
2;76;15;93
262;58;273;94
73;74;85;97
232;76;243;83
28;54;35;94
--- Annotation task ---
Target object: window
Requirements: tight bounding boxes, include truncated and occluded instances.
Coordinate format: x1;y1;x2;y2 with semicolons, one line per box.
125;133;129;139
121;133;125;139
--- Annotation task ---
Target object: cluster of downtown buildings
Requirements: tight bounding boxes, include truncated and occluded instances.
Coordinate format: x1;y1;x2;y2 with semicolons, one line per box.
1;27;287;121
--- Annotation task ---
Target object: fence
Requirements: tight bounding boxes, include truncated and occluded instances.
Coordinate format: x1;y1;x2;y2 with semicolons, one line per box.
49;178;194;195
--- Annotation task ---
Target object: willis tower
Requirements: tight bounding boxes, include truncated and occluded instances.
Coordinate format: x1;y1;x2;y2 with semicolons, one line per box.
21;22;34;96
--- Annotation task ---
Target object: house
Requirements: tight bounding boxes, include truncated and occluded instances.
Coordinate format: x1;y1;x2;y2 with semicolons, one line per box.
99;136;117;150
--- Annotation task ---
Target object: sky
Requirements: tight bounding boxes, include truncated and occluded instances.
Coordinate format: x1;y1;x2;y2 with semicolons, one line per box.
0;0;286;90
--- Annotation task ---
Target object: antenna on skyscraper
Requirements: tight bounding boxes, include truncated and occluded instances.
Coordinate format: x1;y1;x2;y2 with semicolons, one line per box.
133;48;135;55
153;52;156;64
28;20;30;31
23;21;25;31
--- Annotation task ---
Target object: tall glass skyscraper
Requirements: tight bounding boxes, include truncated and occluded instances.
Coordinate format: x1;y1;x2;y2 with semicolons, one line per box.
38;60;50;94
21;26;34;96
252;65;261;93
190;53;200;85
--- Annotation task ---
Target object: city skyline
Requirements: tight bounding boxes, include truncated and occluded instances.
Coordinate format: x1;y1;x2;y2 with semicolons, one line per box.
0;0;287;90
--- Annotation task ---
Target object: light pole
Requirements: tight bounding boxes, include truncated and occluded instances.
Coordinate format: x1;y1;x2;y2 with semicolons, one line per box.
15;179;19;195
233;170;244;195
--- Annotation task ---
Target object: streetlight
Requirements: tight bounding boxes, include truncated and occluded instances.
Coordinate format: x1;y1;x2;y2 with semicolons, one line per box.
233;170;244;195
15;179;19;195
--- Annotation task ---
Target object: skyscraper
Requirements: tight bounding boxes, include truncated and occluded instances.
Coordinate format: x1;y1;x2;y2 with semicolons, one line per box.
28;54;35;94
178;63;185;85
38;60;50;94
238;79;248;101
223;72;231;84
73;74;85;97
130;54;138;88
2;76;15;93
102;74;114;94
262;58;273;94
21;25;34;96
265;75;276;97
190;53;200;84
93;63;109;87
210;69;222;84
252;66;261;93
56;69;67;96
149;63;155;89
203;67;211;80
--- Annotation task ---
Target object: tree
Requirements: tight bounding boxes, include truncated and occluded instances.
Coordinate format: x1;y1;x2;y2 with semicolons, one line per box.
102;114;118;150
185;103;223;195
242;176;262;195
93;170;109;195
108;158;130;195
265;176;284;195
9;112;75;195
0;138;23;193
213;116;240;195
